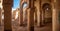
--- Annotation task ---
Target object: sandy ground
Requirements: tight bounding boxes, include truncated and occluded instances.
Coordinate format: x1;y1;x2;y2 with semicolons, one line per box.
0;19;52;31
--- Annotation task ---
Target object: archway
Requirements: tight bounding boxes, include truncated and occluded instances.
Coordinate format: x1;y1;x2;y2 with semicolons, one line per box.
23;2;27;8
42;3;52;31
22;2;28;26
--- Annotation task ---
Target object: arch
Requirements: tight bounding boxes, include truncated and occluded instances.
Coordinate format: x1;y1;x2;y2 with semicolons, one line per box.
20;0;28;26
22;2;28;8
41;3;52;25
42;3;51;11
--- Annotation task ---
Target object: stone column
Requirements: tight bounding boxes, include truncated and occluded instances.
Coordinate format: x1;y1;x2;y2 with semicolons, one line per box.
34;10;37;24
3;0;13;31
27;0;35;31
52;0;60;31
18;11;20;25
41;10;45;26
23;9;27;25
37;10;40;27
36;0;40;27
22;6;28;26
39;0;43;27
20;5;23;26
0;8;2;26
34;10;37;25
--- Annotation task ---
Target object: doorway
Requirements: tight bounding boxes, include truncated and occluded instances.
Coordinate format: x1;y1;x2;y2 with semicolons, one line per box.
41;3;52;31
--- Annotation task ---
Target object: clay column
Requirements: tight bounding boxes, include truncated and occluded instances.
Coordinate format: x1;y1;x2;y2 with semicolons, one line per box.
3;0;13;31
27;0;35;31
52;0;60;31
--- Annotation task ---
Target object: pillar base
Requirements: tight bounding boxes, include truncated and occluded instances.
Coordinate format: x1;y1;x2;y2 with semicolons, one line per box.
4;30;12;31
